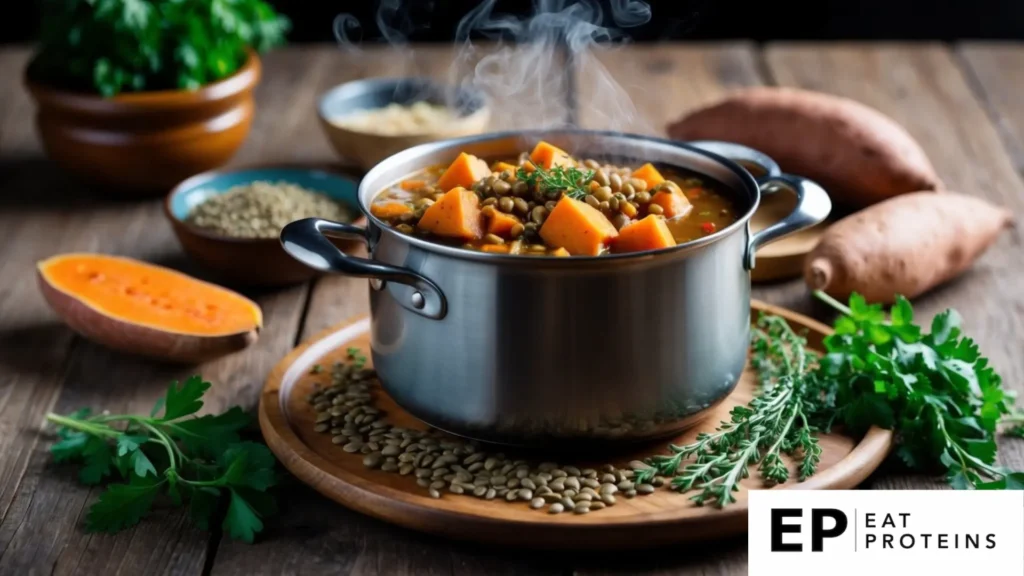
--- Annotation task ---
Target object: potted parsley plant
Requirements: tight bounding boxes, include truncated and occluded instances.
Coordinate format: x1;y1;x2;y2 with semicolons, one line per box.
24;0;289;195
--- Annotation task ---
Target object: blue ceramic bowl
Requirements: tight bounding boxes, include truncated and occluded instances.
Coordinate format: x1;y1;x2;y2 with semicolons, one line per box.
165;165;365;287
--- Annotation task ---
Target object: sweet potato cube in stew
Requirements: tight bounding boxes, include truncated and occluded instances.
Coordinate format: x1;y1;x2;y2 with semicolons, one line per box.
529;141;573;170
612;215;677;253
481;244;510;253
370;202;413;219
487;211;521;238
417;187;483;240
435;152;491;192
491;161;518;175
651;188;692;219
539;197;619;256
632;163;665;189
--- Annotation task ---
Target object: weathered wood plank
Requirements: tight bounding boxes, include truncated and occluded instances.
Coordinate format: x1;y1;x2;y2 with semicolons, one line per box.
958;43;1024;181
764;43;1024;480
0;47;327;575
210;44;573;576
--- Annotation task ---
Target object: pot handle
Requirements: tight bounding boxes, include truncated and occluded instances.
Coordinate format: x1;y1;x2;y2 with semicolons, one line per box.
745;174;832;270
687;140;782;182
280;217;447;319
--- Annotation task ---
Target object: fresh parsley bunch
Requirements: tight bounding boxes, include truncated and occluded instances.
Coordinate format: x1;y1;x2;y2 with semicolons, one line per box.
46;377;277;542
30;0;289;96
817;292;1024;490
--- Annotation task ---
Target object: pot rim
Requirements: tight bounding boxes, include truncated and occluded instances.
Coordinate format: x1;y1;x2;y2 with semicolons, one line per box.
358;129;762;264
24;47;262;113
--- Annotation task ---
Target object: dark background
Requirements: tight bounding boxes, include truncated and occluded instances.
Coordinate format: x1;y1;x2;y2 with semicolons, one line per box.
4;0;1024;44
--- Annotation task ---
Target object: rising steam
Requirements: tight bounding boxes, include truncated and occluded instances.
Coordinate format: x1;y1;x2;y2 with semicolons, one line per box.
334;0;655;134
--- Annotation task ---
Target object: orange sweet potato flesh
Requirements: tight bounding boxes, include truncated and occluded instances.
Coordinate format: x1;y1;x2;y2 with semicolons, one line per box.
370;202;412;219
667;87;942;208
539;197;619;256
651;189;692;219
491;161;518;175
37;253;261;363
631;163;665;189
529;141;573;170
417;187;483;240
805;192;1013;304
487;211;521;238
436;152;491;191
481;244;510;253
550;247;570;257
612;215;677;253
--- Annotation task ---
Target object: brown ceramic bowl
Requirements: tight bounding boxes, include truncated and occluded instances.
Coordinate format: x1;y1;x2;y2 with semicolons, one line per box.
25;50;261;197
318;77;490;171
165;164;366;287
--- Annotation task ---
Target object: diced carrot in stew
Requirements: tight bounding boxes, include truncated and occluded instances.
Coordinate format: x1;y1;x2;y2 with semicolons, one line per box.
435;152;491;192
650;189;693;219
539;197;619;256
612;215;677;253
529;141;573;170
370;202;413;219
551;247;570;257
417;187;483;240
400;179;426;191
632;163;665;189
487;211;521;238
481;244;510;253
491;161;518;175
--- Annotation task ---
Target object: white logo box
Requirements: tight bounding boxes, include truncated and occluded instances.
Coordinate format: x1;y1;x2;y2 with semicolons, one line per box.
748;489;1024;576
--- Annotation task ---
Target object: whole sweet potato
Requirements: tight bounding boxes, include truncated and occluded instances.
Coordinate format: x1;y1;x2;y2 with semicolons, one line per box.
667;87;943;208
805;192;1012;303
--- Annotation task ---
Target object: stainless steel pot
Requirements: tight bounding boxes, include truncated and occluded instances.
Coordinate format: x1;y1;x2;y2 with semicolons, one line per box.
280;130;830;447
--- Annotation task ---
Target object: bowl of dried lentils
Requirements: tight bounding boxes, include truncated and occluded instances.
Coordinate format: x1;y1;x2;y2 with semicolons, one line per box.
165;165;365;287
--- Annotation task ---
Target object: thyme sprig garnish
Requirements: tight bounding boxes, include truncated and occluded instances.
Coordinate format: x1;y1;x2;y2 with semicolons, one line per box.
635;314;829;506
638;290;1024;508
516;163;594;200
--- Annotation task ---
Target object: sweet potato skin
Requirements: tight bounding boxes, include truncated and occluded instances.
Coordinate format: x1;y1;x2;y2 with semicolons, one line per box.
667;87;942;208
36;261;259;364
805;191;1012;303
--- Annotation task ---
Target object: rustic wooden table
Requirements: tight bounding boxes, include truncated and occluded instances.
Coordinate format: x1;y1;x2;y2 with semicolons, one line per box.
1;42;1023;575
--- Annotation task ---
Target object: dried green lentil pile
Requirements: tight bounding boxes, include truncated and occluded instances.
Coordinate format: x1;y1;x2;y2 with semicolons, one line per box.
186;180;352;239
307;352;665;515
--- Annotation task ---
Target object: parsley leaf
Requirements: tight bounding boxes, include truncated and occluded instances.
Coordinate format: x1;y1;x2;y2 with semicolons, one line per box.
160;376;210;420
44;376;278;542
86;476;163;533
223;489;264;544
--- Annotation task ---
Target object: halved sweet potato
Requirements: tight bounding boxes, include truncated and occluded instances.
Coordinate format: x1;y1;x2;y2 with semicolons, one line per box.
370;202;413;219
612;215;677;253
436;152;491;191
487;211;521;238
631;163;665;189
417;187;483;240
37;253;261;363
651;188;692;219
539;197;619;256
529;141;573;170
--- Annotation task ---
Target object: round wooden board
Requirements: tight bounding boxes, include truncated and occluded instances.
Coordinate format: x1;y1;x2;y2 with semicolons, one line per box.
259;301;892;550
750;191;832;283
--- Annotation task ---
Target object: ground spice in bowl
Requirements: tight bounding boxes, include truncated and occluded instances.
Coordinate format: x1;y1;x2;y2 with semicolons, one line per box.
185;180;352;239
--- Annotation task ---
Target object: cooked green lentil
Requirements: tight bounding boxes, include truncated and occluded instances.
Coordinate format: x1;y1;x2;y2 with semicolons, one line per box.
185;180;351;239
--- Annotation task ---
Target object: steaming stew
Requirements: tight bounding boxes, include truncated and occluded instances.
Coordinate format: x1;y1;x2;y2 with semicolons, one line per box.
370;141;738;256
